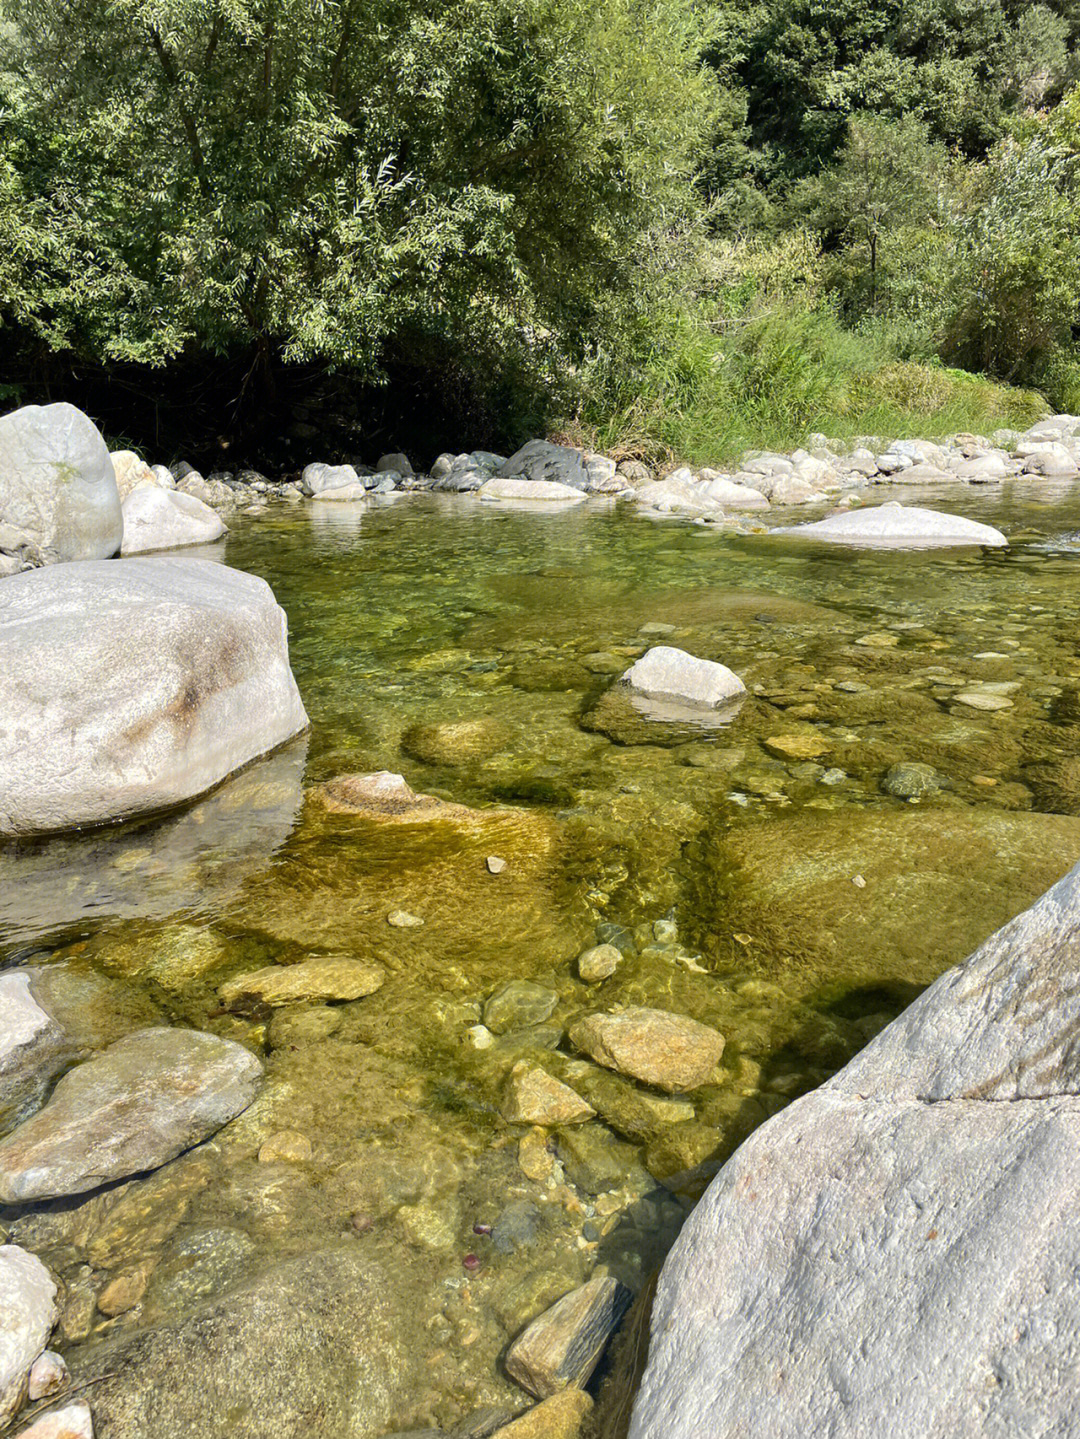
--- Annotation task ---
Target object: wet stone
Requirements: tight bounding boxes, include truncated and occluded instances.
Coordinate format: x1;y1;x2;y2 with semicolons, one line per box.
882;762;942;799
556;1124;648;1195
576;944;621;983
143;1227;256;1316
27;1350;67;1402
762;735;832;762
449;1407;515;1438
219;956;385;1008
491;1200;542;1255
491;1389;593;1438
518;1129;555;1181
258;1130;312;1163
568;1008;725;1093
500;1064;595;1127
14;1402;93;1438
505;1274;633;1398
483;982;559;1035
268;1005;342;1047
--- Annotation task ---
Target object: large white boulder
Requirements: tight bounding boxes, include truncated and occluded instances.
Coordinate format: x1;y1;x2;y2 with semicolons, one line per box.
776;502;1007;548
0;558;308;835
120;486;227;554
110;449;160;500
300;462;363;497
621;647;745;708
0;403;122;565
478;476;586;503
630;858;1080;1439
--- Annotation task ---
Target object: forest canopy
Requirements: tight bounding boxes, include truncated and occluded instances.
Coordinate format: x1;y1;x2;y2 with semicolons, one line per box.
0;0;1078;456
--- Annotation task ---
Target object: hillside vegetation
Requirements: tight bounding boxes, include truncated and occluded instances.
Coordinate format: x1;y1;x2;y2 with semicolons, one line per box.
0;0;1077;458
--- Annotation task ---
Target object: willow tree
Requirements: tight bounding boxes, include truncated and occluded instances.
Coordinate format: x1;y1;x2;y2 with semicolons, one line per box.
0;0;717;399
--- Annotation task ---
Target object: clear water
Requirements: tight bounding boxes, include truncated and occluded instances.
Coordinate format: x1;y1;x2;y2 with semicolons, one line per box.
3;484;1080;1432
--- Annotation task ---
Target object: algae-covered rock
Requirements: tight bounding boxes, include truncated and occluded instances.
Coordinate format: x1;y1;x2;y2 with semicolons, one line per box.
704;807;1080;992
484;982;559;1035
401;718;513;767
68;1248;416;1439
501;1064;594;1126
219;956;386;1009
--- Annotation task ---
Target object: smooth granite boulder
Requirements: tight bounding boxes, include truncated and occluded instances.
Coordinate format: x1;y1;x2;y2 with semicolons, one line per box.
0;1246;58;1428
0;557;308;835
620;647;745;709
776;502;1007;548
0;1028;263;1202
0;403;122;564
120;487;227;554
630;858;1080;1439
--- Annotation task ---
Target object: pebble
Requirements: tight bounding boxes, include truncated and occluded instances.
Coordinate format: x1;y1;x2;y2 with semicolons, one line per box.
387;910;425;928
97;1263;152;1316
258;1130;312;1164
486;856;507;874
763;734;832;761
27;1351;67;1402
856;633;900;647
466;1025;495;1051
852;874;867;888
953;691;1014;711
518;1129;556;1181
483;982;559;1035
500;1063;595;1127
576;945;621;983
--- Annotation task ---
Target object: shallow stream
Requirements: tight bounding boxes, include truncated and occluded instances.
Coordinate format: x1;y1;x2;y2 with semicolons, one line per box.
3;483;1080;1433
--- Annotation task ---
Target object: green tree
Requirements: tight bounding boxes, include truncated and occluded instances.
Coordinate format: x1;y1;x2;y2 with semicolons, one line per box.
0;0;717;400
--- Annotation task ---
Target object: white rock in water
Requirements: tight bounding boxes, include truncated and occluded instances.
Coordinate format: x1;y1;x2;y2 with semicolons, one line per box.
0;1245;58;1428
110;450;160;500
120;487;227;554
698;475;769;510
630;858;1080;1439
0;1027;263;1202
300;462;362;496
0;972;69;1135
478;476;586;503
622;647;745;708
0;403;122;565
776;503;1007;549
13;1400;92;1437
0;558;308;836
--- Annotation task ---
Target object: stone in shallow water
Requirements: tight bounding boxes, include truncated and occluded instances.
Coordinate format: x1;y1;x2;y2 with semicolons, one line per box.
556;1123;648;1195
569;1008;725;1093
576;944;622;983
314;770;475;821
953;690;1013;711
0;1029;262;1203
0;972;69;1136
0;1245;59;1428
762;734;832;761
500;1063;595;1127
621;647;745;708
13;1401;93;1438
401;717;512;766
69;1248;414;1439
882;762;942;799
483;981;559;1035
219;956;385;1008
491;1389;593;1437
776;503;1007;549
505;1275;633;1398
27;1351;67;1402
120;486;226;554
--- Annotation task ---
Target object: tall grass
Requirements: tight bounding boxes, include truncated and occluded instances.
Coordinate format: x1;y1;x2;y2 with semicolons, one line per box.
568;303;1047;466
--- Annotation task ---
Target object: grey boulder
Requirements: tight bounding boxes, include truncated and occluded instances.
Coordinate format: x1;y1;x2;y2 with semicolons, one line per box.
0;557;308;835
497;440;589;490
120;487;227;554
0;1245;58;1428
0;1027;263;1202
0;403;122;565
776;502;1007;548
631;857;1080;1439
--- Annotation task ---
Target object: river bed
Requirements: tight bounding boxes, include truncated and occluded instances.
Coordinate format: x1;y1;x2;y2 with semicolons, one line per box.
3;483;1080;1433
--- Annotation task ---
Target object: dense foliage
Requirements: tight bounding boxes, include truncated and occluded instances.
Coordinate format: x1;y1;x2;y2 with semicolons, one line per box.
0;0;1078;456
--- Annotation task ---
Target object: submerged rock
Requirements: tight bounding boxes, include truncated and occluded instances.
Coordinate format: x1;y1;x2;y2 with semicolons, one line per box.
506;1275;633;1398
0;1029;262;1203
632;858;1080;1439
569;1008;725;1093
219;956;385;1009
0;558;309;836
314;771;475;822
483;981;559;1035
491;1390;593;1439
882;761;942;799
0;1245;59;1428
0;972;69;1136
401;718;512;767
500;1063;595;1126
0;403;122;566
68;1248;414;1439
775;503;1007;548
119;487;226;554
